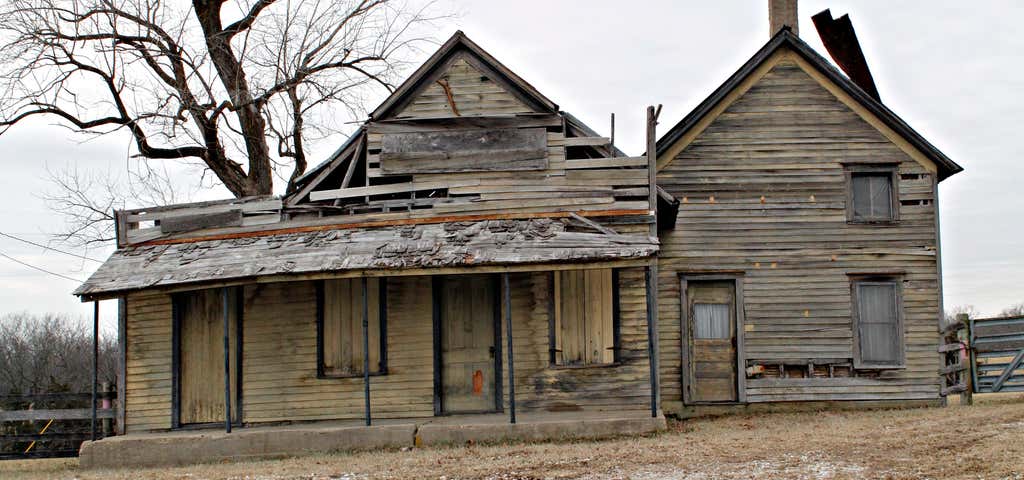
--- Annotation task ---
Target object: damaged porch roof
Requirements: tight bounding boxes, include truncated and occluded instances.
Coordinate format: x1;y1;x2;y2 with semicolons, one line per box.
74;218;658;300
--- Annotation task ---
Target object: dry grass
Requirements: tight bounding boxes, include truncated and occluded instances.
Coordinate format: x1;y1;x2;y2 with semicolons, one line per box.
3;394;1023;480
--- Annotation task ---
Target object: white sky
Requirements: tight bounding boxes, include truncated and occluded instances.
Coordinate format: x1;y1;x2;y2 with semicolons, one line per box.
0;0;1021;332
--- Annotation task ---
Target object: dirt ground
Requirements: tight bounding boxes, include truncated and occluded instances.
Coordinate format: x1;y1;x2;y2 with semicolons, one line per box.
3;394;1023;480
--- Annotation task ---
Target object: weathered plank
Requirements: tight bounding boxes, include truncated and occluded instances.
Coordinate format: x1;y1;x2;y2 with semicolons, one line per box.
367;114;561;133
379;128;547;174
160;210;243;234
309;180;480;202
565;157;648;169
0;409;115;421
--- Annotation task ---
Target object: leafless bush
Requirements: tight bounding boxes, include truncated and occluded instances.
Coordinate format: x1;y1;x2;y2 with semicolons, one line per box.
999;303;1024;319
0;312;115;396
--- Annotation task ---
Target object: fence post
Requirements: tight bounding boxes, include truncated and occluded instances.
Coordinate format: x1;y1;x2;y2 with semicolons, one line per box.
957;313;973;406
101;382;113;436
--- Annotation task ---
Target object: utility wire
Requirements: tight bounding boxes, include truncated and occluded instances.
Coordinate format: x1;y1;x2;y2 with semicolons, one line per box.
0;250;84;283
0;231;102;263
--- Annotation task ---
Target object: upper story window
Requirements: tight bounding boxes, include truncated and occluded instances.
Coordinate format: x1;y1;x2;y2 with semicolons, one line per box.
846;165;899;223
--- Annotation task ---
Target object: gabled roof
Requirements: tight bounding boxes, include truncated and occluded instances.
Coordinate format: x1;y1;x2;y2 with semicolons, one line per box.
291;31;595;201
371;30;559;120
655;28;963;181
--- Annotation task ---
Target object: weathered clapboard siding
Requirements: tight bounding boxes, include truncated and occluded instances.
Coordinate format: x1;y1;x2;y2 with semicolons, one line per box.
124;292;173;432
121;267;653;431
657;58;942;410
393;58;533;119
242;278;435;422
501;268;652;412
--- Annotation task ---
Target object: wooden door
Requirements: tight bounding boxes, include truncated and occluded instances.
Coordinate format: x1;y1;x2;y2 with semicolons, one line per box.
439;275;498;413
685;281;737;403
177;289;239;425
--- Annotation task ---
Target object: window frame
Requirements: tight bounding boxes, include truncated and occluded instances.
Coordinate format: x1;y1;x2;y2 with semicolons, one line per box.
316;278;389;379
844;164;900;224
850;275;906;370
548;268;621;368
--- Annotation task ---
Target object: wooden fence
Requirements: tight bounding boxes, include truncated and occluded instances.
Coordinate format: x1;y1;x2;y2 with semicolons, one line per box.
968;315;1024;394
0;388;116;460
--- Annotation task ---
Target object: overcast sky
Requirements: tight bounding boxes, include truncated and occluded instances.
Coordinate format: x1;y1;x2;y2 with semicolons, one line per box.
1;0;1021;332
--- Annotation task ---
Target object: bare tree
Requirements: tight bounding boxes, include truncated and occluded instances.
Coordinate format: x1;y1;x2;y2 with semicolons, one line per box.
41;161;190;246
0;0;440;202
999;303;1024;319
944;304;981;327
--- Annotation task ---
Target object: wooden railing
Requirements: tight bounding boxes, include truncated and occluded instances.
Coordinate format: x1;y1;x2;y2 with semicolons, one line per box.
0;388;116;460
115;196;283;247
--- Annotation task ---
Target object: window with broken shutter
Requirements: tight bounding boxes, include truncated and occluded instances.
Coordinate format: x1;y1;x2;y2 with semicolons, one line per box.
318;278;387;377
852;279;904;369
552;269;618;366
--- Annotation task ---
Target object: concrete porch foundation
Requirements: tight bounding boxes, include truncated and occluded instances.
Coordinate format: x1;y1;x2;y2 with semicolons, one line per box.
79;411;667;469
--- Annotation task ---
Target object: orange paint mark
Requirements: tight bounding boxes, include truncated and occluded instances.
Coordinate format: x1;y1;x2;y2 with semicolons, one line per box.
472;370;484;395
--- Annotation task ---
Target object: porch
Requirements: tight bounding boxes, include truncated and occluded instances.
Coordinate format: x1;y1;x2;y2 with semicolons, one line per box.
78;410;667;468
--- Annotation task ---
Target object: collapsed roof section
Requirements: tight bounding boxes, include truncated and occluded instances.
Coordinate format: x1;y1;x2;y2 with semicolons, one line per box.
75;218;658;300
82;31;662;299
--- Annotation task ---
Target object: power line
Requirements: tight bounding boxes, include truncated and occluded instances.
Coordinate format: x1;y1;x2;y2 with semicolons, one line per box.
0;231;103;263
0;250;84;283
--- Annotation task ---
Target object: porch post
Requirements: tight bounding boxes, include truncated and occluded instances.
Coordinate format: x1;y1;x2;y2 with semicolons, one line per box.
362;277;372;426
645;265;660;418
503;273;516;424
91;301;98;441
222;287;232;433
645;105;661;419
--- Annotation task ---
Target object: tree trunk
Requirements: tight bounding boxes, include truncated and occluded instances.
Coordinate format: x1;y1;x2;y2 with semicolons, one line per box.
193;0;273;197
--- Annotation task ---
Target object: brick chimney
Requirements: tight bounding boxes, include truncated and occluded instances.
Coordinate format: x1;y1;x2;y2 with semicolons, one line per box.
769;0;799;36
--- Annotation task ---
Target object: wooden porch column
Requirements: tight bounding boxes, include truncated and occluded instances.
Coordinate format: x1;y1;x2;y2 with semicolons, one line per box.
222;288;232;433
117;298;126;435
362;277;372;426
645;105;661;418
91;301;99;441
645;266;659;417
503;273;516;424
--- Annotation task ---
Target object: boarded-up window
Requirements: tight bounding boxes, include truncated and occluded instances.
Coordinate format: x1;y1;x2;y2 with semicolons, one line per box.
552;269;617;366
379;128;548;174
852;279;904;368
318;278;386;377
693;303;731;339
850;171;895;222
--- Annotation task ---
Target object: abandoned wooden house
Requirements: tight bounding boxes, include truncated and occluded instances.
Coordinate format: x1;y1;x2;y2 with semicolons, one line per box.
75;31;666;446
73;0;962;465
654;4;962;412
